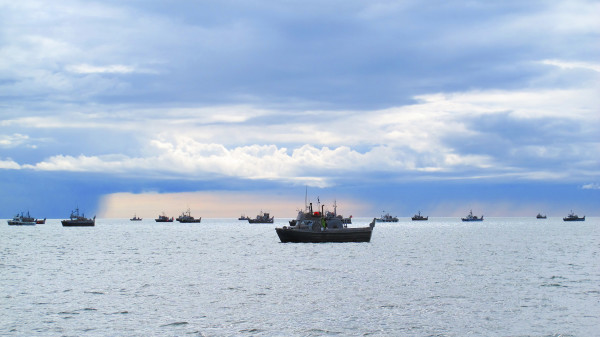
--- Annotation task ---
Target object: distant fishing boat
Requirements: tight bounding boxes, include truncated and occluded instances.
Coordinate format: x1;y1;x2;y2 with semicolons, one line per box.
411;211;428;221
376;212;399;222
563;210;585;222
176;208;201;223
326;200;352;224
62;207;95;226
536;213;547;219
7;211;39;226
130;214;142;221
36;218;46;224
247;211;274;223
461;210;483;222
155;213;173;222
238;214;249;221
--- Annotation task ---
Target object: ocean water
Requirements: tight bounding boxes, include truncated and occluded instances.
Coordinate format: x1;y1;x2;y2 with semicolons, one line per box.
1;217;598;336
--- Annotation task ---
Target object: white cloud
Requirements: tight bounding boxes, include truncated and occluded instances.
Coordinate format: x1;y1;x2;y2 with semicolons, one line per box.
541;60;600;73
0;158;21;169
582;183;600;190
0;134;30;147
1;85;597;185
66;64;137;74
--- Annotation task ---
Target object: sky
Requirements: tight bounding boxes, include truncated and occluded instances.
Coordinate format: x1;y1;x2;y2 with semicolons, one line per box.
1;0;599;218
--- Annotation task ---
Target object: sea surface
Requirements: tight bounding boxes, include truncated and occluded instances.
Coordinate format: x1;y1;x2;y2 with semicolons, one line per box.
1;217;598;336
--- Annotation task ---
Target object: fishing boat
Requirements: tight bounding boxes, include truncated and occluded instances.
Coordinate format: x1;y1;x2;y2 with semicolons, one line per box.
536;213;547;219
375;212;398;222
325;200;352;224
238;214;250;221
130;214;142;221
247;211;274;223
411;211;428;221
563;211;585;222
176;208;201;223
461;210;483;222
7;211;38;226
277;201;375;243
36;218;46;224
155;213;174;222
62;207;95;226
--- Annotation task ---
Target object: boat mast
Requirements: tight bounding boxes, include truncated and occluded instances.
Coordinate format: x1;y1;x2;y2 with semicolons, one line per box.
304;186;308;212
333;199;337;217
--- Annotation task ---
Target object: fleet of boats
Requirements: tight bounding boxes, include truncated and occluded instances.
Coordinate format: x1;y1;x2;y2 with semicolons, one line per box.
4;200;590;244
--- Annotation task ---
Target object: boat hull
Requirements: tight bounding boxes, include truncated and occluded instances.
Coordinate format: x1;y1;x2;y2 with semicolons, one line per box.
7;221;36;226
276;227;373;243
412;217;428;221
461;219;483;222
563;217;585;221
248;219;274;223
62;220;95;227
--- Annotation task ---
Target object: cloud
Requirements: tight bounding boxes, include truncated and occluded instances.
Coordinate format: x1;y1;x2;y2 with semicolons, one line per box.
0;158;21;169
2;84;598;186
582;183;600;190
0;134;35;148
66;64;137;74
541;60;600;73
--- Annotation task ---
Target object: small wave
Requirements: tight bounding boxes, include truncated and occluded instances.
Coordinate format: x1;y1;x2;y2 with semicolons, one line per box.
240;328;264;333
541;283;567;288
84;290;105;295
550;275;567;280
58;311;79;315
161;321;189;327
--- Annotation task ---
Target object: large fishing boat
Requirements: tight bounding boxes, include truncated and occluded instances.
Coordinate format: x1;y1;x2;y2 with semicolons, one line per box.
411;211;428;221
563;211;585;222
461;210;483;222
7;211;39;226
536;213;547;219
155;213;174;222
62;207;95;226
248;211;274;223
375;212;398;222
176;208;201;223
276;201;375;243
